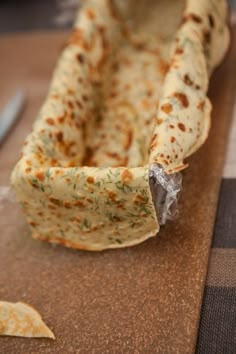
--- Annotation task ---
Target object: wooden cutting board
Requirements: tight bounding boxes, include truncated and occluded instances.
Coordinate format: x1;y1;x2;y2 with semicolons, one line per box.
0;30;235;353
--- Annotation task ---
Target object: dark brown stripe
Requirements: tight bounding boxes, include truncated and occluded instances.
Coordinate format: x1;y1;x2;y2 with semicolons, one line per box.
206;249;236;287
197;286;236;353
213;179;236;248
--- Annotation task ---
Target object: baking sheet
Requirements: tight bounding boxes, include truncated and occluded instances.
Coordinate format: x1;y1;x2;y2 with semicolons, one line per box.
0;30;235;353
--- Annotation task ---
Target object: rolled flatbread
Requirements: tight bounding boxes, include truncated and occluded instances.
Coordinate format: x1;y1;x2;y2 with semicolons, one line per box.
11;0;229;250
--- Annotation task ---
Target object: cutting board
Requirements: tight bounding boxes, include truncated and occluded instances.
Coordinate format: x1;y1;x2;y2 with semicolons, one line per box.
0;30;235;353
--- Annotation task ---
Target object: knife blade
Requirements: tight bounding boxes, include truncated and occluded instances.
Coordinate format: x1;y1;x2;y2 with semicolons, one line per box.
0;90;25;145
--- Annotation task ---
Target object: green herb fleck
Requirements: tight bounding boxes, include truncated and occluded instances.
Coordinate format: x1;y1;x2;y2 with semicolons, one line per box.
115;238;122;244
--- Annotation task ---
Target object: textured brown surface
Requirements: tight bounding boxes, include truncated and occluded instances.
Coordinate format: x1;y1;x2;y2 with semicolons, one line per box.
0;31;235;353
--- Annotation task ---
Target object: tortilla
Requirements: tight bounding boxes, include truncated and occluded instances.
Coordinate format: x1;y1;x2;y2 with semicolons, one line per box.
11;0;229;250
0;301;55;339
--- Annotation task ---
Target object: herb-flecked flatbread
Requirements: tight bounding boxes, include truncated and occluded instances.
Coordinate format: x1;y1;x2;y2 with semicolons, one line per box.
11;0;229;250
0;301;55;339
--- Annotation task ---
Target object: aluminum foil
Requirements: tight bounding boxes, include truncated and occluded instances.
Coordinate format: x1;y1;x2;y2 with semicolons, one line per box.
149;164;182;225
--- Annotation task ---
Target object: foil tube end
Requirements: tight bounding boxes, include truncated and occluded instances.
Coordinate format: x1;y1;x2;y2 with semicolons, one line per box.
149;164;182;225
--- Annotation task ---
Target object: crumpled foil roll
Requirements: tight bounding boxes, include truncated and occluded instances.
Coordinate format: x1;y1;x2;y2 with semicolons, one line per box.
149;164;182;225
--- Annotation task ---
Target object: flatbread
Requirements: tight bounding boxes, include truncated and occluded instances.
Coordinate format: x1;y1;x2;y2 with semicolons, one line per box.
11;0;229;250
0;301;55;339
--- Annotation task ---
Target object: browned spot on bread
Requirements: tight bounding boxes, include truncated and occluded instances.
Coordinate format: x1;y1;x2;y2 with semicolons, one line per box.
208;14;215;28
121;169;133;183
113;216;122;222
29;179;40;189
25;167;32;173
73;216;81;223
82;94;88;102
87;176;95;184
134;194;147;205
195;84;201;90
110;91;118;98
157;118;164;125
37;145;44;153
204;31;211;44
124;131;133;150
197;101;205;111
147;89;154;97
67;89;75;95
112;61;120;72
105;152;121;161
67;101;74;110
121;156;129;167
175;47;184;55
108;191;117;202
112;78;119;87
29;221;38;227
58;114;65;124
183;13;203;23
69;28;84;46
86;8;96;20
49;197;62;206
38;212;44;217
26;160;32;166
35;171;45;182
178;123;186;132
151;133;158;144
98;26;109;55
87;198;93;204
189;128;193;133
52;94;60;99
107;0;120;20
46;118;55;125
123;84;130;91
150;142;159;151
76;100;83;109
145;119;152;126
55;131;63;142
74;200;85;207
65;178;71;183
98;25;106;35
123;57;133;67
183;74;193;86
51;158;59;167
83;32;96;52
159;60;170;75
64;201;73;209
75;121;81;130
163;160;169;165
142;98;151;110
174;92;189;107
161;103;173;114
169;124;175;129
171;136;176;143
77;53;85;64
117;204;125;210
